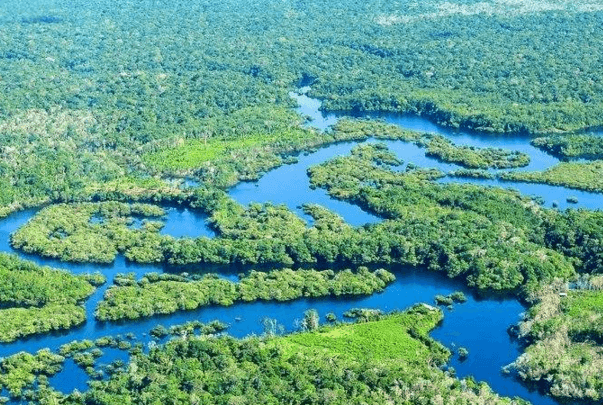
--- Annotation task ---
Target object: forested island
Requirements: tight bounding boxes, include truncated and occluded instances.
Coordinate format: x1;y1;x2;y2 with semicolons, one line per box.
2;0;603;404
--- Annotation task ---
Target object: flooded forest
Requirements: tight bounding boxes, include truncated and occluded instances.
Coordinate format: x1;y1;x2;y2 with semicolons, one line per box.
1;1;603;404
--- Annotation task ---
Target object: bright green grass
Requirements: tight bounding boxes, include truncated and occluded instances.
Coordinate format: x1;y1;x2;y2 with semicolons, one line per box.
144;137;259;170
564;290;603;317
279;306;447;365
143;128;318;171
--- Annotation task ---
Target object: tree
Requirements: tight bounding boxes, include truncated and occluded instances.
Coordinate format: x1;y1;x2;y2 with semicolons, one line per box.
302;309;319;331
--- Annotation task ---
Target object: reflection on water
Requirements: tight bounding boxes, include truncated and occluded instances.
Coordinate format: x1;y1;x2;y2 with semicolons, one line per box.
160;207;215;238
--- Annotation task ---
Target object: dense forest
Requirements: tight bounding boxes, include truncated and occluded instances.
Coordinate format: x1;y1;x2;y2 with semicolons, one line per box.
0;253;104;342
2;0;603;216
96;267;395;321
15;139;603;296
509;277;603;402
1;306;530;404
500;160;603;193
531;134;603;160
2;0;603;403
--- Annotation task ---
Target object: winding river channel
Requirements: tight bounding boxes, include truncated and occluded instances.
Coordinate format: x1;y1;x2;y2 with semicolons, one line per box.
2;92;602;404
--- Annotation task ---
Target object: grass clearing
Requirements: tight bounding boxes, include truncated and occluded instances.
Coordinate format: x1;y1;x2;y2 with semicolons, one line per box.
143;128;319;171
280;305;447;365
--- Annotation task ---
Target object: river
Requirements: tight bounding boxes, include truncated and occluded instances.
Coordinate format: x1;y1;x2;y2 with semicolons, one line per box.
2;91;602;404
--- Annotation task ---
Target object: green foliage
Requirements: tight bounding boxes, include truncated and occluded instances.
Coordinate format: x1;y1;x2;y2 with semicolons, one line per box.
543;209;603;274
0;253;102;342
16;140;603;298
510;280;603;401
59;340;95;357
1;0;603;214
50;308;526;405
96;267;395;321
331;118;423;142
238;267;395;301
73;352;99;368
96;273;236;321
308;143;575;292
2;0;603;400
17;141;595;295
532;134;603;160
500;161;603;193
11;202;166;263
0;304;87;344
448;168;496;179
0;253;99;306
169;320;229;337
450;291;468;303
142;107;320;174
300;309;320;331
425;135;530;169
282;306;447;363
150;325;169;338
333;119;530;169
343;308;385;321
435;295;454;306
0;350;64;398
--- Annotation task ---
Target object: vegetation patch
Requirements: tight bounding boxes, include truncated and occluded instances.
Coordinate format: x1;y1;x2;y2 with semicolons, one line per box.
0;253;104;342
0;350;64;398
307;143;575;292
1;0;603;214
331;118;424;142
500;161;603;193
281;306;447;364
333;119;530;169
508;278;603;402
3;0;603;402
11;202;167;263
15;142;603;298
448;168;496;179
531;134;603;160
26;307;527;404
95;267;395;321
424;135;530;169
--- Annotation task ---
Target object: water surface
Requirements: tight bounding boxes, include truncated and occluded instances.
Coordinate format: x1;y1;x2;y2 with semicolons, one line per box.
2;93;599;404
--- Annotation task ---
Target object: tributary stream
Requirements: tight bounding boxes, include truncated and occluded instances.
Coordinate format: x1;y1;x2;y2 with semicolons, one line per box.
2;92;602;404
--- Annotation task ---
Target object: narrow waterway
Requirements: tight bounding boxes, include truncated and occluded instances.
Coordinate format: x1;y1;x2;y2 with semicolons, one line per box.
288;90;603;211
2;91;601;404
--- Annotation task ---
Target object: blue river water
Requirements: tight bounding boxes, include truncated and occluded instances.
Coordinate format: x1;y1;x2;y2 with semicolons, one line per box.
2;92;602;404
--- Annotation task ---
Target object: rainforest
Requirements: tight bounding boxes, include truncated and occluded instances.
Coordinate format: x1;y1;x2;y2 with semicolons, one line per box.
2;0;603;404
